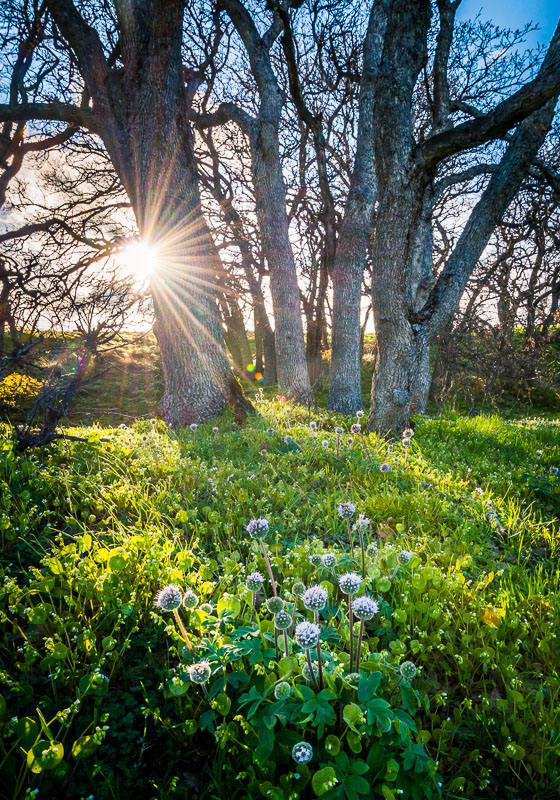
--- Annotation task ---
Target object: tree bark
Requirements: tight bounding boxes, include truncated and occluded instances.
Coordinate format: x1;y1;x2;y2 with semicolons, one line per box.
327;1;389;413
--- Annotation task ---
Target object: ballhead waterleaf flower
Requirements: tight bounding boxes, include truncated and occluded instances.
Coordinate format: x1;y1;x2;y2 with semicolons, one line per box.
309;553;323;568
352;595;379;621
292;581;306;597
337;502;356;518
397;549;414;566
295;621;321;649
274;681;291;700
400;660;417;680
246;572;265;592
274;610;292;630
187;661;211;684
321;552;336;568
338;572;362;595
266;597;285;614
350;423;361;434
154;585;182;612
302;585;328;612
379;462;391;473
245;518;269;539
182;589;199;610
352;513;371;532
292;742;313;764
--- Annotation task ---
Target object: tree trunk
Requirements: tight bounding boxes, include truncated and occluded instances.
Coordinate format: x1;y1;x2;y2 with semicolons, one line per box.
251;125;312;403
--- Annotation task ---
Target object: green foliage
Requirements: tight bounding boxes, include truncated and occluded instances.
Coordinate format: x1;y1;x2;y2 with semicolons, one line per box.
0;404;559;799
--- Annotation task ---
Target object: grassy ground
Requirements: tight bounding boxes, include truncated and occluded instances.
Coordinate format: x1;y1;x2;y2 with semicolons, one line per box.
0;399;559;800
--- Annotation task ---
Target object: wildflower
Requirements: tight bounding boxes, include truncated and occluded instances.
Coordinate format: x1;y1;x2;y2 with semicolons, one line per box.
274;610;292;630
550;467;558;476
302;662;319;681
379;462;391;473
310;421;317;431
350;423;361;434
182;589;199;610
309;553;323;568
266;427;275;435
345;672;361;687
292;742;313;765
187;661;212;684
302;585;328;612
150;418;157;425
335;426;344;435
352;513;370;532
274;681;291;700
397;550;414;566
245;518;269;539
212;426;219;433
399;661;417;681
190;423;198;432
118;423;128;430
475;487;483;495
337;502;356;518
352;595;379;621
536;449;543;457
248;474;256;480
295;621;321;649
321;439;329;447
266;597;285;614
154;585;182;612
339;572;362;595
292;581;306;597
246;572;265;591
283;435;292;444
403;428;414;438
366;542;378;557
402;437;411;447
260;449;267;457
199;603;213;614
321;552;336;568
356;410;364;418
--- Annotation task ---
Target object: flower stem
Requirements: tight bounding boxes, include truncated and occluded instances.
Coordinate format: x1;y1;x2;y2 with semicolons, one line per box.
347;518;354;558
348;596;354;672
314;612;324;689
356;620;364;672
173;608;193;652
359;529;366;578
289;597;298;637
283;630;289;658
306;649;319;691
260;540;278;596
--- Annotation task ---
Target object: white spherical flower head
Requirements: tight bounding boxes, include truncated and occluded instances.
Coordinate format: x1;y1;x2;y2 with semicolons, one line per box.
283;435;292;444
295;621;321;649
302;662;318;681
352;513;371;532
550;466;559;476
379;462;391;473
403;428;414;438
402;437;411;447
302;585;328;612
335;426;344;435
350;423;361;434
310;421;317;431
337;502;357;519
246;571;265;592
154;584;182;612
292;742;313;765
321;439;329;447
182;589;199;610
266;597;285;614
190;423;198;431
356;410;364;418
397;549;414;566
199;602;213;614
212;426;219;433
266;427;275;435
188;660;211;684
400;660;417;681
352;595;379;621
292;581;306;598
339;572;362;595
322;552;336;568
274;681;291;700
366;542;378;557
274;610;292;630
309;553;323;568
245;517;269;540
536;449;543;457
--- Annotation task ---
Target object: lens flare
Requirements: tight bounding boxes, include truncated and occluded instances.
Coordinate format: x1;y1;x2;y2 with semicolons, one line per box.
120;241;158;281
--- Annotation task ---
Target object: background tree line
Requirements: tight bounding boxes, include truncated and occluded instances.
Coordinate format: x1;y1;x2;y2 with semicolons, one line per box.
0;0;559;434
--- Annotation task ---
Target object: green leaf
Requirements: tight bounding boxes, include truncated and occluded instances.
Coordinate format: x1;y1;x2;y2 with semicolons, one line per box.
312;767;338;796
72;735;99;761
27;740;64;773
14;717;38;749
358;672;382;703
343;703;364;733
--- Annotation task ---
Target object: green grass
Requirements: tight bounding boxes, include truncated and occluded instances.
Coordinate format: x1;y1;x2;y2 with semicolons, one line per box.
0;402;559;800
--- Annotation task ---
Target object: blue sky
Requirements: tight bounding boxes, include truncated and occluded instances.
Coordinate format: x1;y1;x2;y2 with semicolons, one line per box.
458;0;558;46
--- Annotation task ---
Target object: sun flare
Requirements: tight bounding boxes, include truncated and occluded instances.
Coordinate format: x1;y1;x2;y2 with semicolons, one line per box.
120;241;158;282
